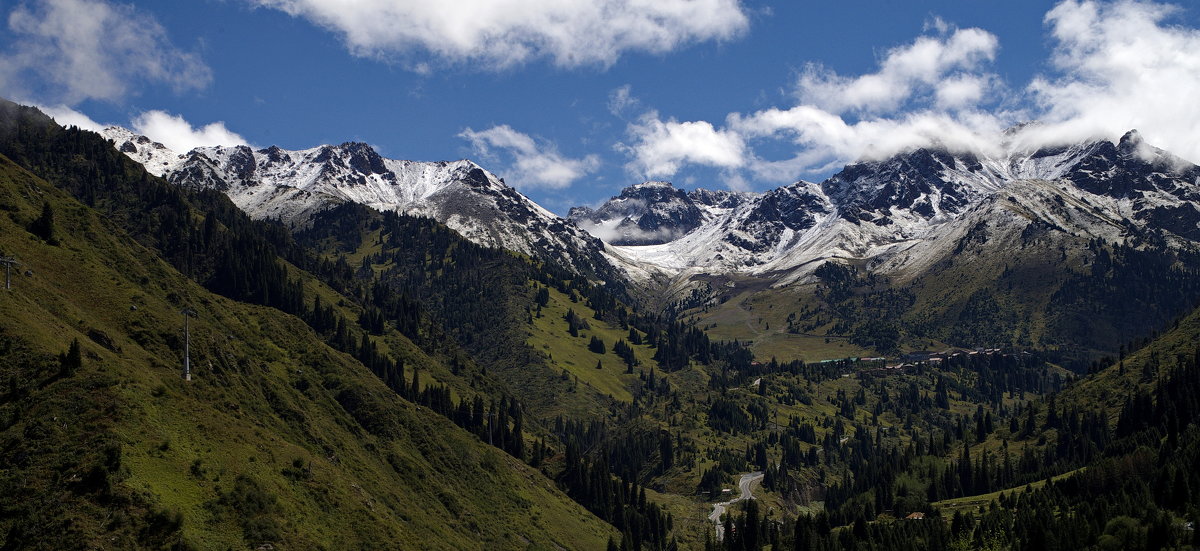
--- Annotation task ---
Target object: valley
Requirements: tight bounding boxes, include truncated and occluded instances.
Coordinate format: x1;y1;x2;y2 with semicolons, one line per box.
3;96;1200;551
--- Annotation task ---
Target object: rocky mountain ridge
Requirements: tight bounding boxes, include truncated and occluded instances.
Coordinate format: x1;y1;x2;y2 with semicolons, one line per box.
589;131;1200;289
102;123;1200;302
100;127;615;279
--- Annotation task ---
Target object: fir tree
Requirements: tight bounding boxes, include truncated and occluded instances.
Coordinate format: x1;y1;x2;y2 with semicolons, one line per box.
58;338;81;376
28;201;56;245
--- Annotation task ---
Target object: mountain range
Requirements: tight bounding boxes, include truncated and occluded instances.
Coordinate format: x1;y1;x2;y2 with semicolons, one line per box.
105;125;1200;287
101;126;616;281
102;123;1200;356
587;131;1200;285
6;99;1200;550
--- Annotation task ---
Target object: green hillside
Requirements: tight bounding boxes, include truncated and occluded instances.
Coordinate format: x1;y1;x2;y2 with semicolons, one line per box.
0;123;615;549
527;284;663;403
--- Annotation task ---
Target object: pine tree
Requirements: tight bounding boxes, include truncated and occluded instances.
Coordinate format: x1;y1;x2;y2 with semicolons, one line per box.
58;338;82;376
28;201;56;244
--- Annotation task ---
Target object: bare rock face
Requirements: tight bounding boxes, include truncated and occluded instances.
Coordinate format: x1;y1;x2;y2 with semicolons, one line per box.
569;182;708;246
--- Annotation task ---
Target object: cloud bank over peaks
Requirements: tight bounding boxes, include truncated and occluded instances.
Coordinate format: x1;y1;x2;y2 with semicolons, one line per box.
131;111;249;154
249;0;749;69
459;125;599;190
623;22;1011;185
1017;0;1200;161
621;0;1200;189
38;103;104;132
34;105;248;156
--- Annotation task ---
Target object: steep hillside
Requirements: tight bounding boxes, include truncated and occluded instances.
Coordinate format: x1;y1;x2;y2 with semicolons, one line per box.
0;103;616;550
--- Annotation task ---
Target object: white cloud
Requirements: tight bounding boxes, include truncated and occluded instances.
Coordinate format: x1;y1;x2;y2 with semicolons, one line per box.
0;0;211;104
622;111;746;178
31;105;246;155
132;110;249;153
608;85;639;117
731;107;1008;179
925;16;952;35
38;103;104;132
622;0;1200;186
1018;0;1200;162
248;0;749;69
621;25;1004;184
575;215;683;244
935;74;992;110
459;125;599;189
722;171;751;192
797;27;999;114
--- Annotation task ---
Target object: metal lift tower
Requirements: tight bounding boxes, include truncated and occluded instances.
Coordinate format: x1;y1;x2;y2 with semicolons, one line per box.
0;257;18;290
181;308;196;381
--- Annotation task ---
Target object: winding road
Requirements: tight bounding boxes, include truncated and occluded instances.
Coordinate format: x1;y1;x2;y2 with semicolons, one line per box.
708;471;764;541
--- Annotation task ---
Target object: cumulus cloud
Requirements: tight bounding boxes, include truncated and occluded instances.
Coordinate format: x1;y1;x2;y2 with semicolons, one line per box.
796;26;999;115
30;105;246;155
0;0;211;104
23;102;249;164
132;110;249;153
731;108;1009;179
459;125;599;189
622;111;746;178
1018;0;1200;161
248;0;749;69
622;24;1006;183
935;74;994;110
575;216;684;245
621;0;1200;187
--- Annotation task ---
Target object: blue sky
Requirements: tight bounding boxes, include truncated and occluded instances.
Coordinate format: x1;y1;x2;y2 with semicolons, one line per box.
2;1;1199;214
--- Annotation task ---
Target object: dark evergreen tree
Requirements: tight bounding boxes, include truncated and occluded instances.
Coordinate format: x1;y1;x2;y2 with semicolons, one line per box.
28;201;56;244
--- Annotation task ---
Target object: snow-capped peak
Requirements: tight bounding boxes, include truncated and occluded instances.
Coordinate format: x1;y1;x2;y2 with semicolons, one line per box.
569;181;705;246
590;131;1200;289
101;126;186;177
101;126;612;277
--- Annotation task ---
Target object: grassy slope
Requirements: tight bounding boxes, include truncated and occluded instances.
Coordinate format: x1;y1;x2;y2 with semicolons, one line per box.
692;282;876;362
933;468;1087;516
526;285;660;404
0;154;615;550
